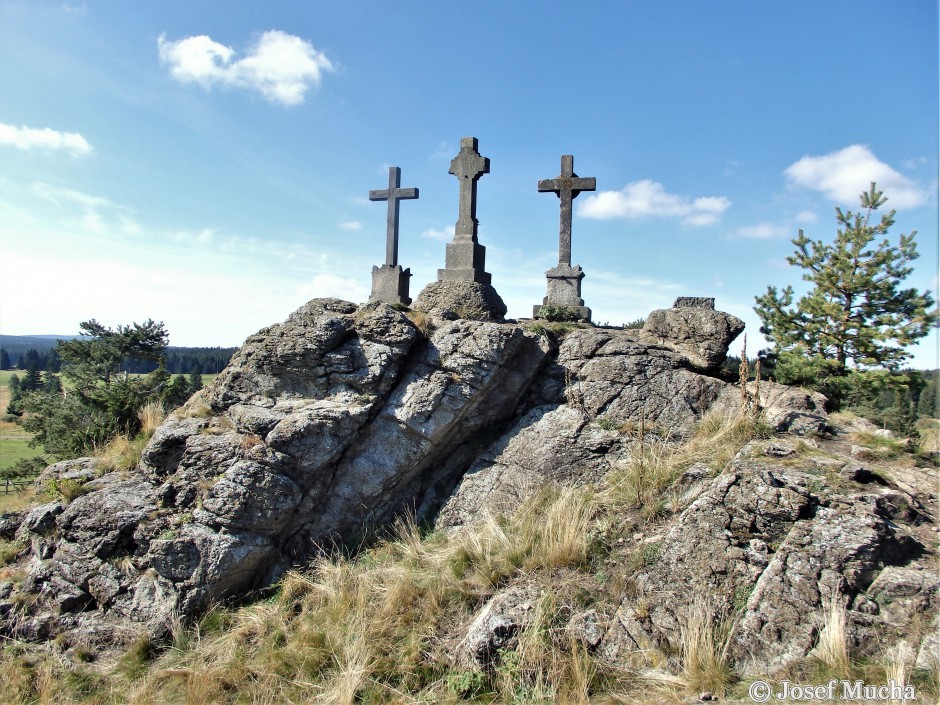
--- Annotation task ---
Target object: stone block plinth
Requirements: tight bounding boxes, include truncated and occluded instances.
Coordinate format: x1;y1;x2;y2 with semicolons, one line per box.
437;240;491;285
370;264;412;306
533;264;591;321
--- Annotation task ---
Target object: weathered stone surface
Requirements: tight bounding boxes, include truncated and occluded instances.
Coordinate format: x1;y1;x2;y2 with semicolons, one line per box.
596;450;931;676
3;298;554;644
413;280;507;322
438;321;747;530
750;381;828;435
35;457;100;488
640;306;744;369
15;502;64;539
455;585;539;670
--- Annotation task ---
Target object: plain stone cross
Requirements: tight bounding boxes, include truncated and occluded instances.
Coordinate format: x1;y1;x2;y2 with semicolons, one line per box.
449;137;490;242
369;166;418;266
538;155;596;267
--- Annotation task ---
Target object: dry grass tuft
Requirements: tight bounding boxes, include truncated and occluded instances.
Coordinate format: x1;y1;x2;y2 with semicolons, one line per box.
678;596;735;697
138;401;166;437
607;409;771;512
405;309;434;337
811;593;852;678
884;641;914;705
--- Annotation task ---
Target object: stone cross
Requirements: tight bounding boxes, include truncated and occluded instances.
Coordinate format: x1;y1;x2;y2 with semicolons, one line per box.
369;166;418;267
449;137;490;242
538;155;596;267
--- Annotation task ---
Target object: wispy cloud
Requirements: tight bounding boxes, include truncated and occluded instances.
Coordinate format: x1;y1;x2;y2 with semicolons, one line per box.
0;123;92;156
420;226;452;242
578;179;731;227
784;144;928;209
728;222;791;240
157;30;333;106
429;141;453;160
339;221;362;231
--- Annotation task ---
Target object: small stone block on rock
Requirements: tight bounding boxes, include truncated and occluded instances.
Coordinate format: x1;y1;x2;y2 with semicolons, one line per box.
370;264;412;306
673;297;715;309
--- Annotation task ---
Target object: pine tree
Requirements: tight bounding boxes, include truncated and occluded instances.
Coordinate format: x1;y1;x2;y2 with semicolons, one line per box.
755;183;937;404
0;350;10;370
162;375;192;410
21;319;169;457
41;371;62;395
22;364;42;392
188;362;203;396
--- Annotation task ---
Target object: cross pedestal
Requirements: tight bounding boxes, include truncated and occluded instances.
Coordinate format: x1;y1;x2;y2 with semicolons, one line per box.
440;241;490;284
370;264;412;306
533;265;591;321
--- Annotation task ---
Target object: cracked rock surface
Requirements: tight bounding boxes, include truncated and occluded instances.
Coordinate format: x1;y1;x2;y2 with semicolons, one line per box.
2;299;764;649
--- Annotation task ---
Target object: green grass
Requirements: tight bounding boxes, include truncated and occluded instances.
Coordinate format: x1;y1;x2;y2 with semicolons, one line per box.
0;425;42;471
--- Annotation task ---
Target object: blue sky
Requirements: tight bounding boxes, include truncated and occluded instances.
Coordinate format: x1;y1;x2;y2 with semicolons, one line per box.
1;1;937;368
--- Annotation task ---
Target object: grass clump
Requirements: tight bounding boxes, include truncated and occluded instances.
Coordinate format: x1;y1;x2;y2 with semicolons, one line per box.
405;309;434;337
678;596;736;697
607;410;772;512
536;305;580;322
850;431;908;460
810;593;852;679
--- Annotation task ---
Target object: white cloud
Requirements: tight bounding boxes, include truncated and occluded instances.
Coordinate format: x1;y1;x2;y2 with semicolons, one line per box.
339;221;362;231
794;209;818;223
297;274;369;304
784;144;928;209
578;179;731;227
429;141;453;160
157;30;333;106
421;226;452;242
0;123;92;156
729;222;791;240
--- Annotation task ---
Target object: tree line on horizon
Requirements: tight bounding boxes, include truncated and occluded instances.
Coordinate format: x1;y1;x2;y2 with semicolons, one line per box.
0;342;236;375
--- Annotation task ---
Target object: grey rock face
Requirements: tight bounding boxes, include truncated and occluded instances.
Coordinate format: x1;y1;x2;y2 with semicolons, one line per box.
640;306;744;369
413;280;508;322
3;298;550;645
437;324;743;530
1;296;770;651
597;449;933;676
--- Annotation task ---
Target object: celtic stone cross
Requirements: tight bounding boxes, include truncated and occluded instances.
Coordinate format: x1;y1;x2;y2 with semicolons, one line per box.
449;137;490;242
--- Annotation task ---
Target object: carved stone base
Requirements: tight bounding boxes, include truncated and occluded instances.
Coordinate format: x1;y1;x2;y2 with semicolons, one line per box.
369;264;412;306
533;264;591;321
437;240;492;285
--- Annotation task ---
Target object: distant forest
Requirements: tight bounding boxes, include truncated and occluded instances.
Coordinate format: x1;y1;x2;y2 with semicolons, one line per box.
0;335;236;375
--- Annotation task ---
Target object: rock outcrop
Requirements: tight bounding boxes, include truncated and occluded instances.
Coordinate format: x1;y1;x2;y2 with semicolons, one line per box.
3;294;933;681
2;299;550;645
596;435;937;675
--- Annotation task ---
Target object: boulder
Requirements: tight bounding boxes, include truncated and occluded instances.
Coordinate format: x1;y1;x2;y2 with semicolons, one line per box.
640;305;744;370
412;281;507;322
455;585;540;669
597;450;931;676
